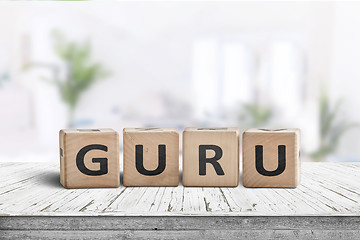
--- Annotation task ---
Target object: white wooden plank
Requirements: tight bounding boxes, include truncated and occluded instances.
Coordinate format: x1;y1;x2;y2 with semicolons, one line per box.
0;163;55;189
154;186;184;213
182;187;207;213
0;162;360;216
200;187;232;212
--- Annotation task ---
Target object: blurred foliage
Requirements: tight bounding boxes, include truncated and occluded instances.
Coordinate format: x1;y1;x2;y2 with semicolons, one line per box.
45;30;109;125
310;89;358;161
238;102;274;128
0;72;9;87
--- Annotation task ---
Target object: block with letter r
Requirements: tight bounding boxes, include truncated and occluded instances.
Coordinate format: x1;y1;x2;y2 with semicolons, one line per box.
59;129;120;188
182;127;240;187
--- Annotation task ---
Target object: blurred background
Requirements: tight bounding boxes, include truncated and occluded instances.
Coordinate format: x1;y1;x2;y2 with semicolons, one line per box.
0;1;359;163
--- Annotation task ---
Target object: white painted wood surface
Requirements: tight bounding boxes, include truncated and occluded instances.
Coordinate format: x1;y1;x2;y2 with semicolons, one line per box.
0;162;359;216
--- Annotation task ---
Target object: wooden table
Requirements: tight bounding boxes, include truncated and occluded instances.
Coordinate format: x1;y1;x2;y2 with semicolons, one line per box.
0;162;359;239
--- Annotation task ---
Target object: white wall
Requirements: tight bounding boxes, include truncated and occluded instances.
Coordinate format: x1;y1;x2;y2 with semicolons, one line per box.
331;2;360;159
0;1;359;161
16;1;334;123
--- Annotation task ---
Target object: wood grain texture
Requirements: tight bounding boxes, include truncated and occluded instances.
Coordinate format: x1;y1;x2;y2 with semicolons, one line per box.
1;162;359;239
1;216;360;239
2;216;360;230
243;128;301;188
0;162;359;216
182;127;240;187
59;129;119;189
123;128;179;187
2;229;360;240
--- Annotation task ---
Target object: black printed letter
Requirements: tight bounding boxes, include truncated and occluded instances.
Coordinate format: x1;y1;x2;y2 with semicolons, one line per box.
76;144;108;176
136;145;166;176
255;145;286;176
199;145;225;175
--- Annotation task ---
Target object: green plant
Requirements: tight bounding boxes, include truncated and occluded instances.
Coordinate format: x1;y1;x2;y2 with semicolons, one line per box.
310;89;358;161
238;102;274;128
45;30;109;126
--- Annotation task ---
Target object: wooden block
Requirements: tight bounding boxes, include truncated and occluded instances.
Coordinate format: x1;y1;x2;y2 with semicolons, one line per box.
59;129;120;189
182;127;240;187
242;128;301;188
123;128;179;187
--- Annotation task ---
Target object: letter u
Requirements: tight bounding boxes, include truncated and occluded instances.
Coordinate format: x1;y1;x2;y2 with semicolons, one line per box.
255;145;286;176
135;145;166;176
